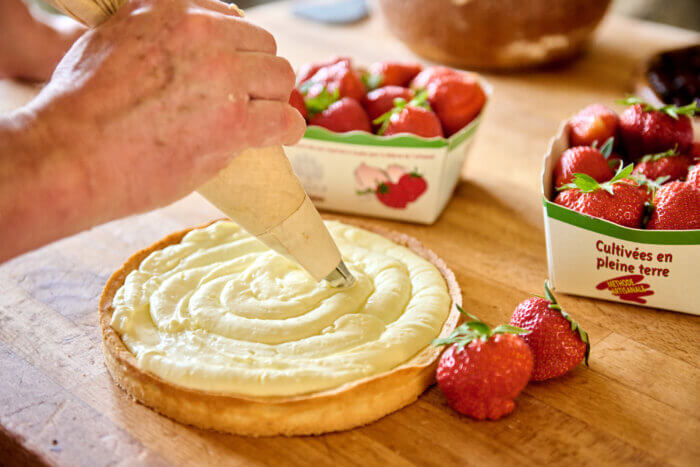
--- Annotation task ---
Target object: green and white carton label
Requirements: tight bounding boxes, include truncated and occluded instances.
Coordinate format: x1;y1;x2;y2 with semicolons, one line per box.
284;117;481;224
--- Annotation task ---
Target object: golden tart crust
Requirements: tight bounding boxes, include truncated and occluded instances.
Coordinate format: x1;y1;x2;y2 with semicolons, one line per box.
99;218;461;436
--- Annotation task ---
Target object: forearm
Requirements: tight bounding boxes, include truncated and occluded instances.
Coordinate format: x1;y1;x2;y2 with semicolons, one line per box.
0;105;103;262
0;0;84;81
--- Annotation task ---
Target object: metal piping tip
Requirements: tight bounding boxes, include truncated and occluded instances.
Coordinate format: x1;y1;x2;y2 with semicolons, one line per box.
323;260;356;288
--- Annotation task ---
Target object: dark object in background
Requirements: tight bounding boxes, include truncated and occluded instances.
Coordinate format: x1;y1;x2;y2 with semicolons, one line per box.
376;0;611;70
645;45;700;107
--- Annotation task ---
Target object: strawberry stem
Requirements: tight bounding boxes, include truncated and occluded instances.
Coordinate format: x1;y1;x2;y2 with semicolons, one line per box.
303;86;340;116
361;72;383;91
617;96;698;119
599;137;614;159
638;146;678;163
558;163;635;194
432;305;530;349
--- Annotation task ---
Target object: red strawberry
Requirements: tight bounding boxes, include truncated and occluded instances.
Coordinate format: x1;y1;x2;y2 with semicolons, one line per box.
427;75;486;136
569;104;619;147
554;146;614;189
296;56;350;85
632;148;692;183
434;307;533;420
397;170;428;201
374;93;443;138
308;98;371;133
510;281;589;381
618;98;696;159
646;181;700;230
375;182;408;208
362;85;414;121
305;61;366;102
555;164;650;228
687;165;700;187
382;106;443;138
692;142;700;160
367;61;422;88
410;66;461;90
289;88;308;120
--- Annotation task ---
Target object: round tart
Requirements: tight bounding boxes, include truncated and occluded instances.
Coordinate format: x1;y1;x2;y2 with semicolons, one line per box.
99;218;461;436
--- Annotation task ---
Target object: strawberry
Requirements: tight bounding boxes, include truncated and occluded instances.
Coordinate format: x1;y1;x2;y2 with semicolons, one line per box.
289;88;308;120
646;181;700;230
569;104;619;147
433;307;533;420
427;75;486;136
366;61;422;88
362;85;413;121
554;143;614;189
296;56;350;85
410;66;460;90
510;281;589;381
692;142;700;160
397;170;428;201
381;106;443;138
374;92;443;138
555;163;650;228
687;165;700;187
375;182;408;208
632;147;692;182
303;61;366;102
308;97;371;133
618;98;696;159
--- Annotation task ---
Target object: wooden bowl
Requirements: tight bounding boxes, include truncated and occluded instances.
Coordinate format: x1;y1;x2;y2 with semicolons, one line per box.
376;0;611;71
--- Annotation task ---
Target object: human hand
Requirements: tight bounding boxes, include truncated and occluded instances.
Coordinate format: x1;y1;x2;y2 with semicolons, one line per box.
0;0;305;261
30;0;305;219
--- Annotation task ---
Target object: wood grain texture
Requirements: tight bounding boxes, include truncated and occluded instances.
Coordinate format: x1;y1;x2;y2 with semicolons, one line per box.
1;4;699;466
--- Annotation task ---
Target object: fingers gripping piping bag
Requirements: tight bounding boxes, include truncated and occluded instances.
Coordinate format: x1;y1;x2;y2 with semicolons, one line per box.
49;0;354;287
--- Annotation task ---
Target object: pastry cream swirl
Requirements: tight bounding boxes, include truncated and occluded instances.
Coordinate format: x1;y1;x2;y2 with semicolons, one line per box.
111;220;450;396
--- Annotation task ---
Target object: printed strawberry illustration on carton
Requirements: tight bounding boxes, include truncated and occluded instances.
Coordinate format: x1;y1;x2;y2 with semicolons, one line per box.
354;164;428;209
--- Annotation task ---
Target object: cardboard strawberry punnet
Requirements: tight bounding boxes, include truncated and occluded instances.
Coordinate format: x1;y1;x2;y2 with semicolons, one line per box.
541;103;700;315
285;69;490;224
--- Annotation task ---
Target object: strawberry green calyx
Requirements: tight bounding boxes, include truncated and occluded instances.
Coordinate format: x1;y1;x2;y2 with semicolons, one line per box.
617;96;698;120
599;137;615;159
373;98;406;135
558;162;635;194
630;173;670;195
303;87;340;116
408;167;423;178
638;146;678;163
432;305;530;349
543;281;590;365
409;89;431;110
361;72;383;91
373;90;433;135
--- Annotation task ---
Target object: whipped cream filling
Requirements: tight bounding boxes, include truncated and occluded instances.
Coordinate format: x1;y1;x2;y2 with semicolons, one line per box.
111;220;450;396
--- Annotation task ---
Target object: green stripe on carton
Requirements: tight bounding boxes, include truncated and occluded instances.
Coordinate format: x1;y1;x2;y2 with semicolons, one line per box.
448;116;481;151
303;126;448;148
543;198;700;245
302;116;482;149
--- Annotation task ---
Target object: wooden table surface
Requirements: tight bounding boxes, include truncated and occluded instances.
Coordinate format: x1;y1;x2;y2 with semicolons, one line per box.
1;3;699;466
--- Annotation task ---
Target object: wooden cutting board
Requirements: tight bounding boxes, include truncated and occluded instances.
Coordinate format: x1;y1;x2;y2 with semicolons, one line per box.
1;4;699;466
